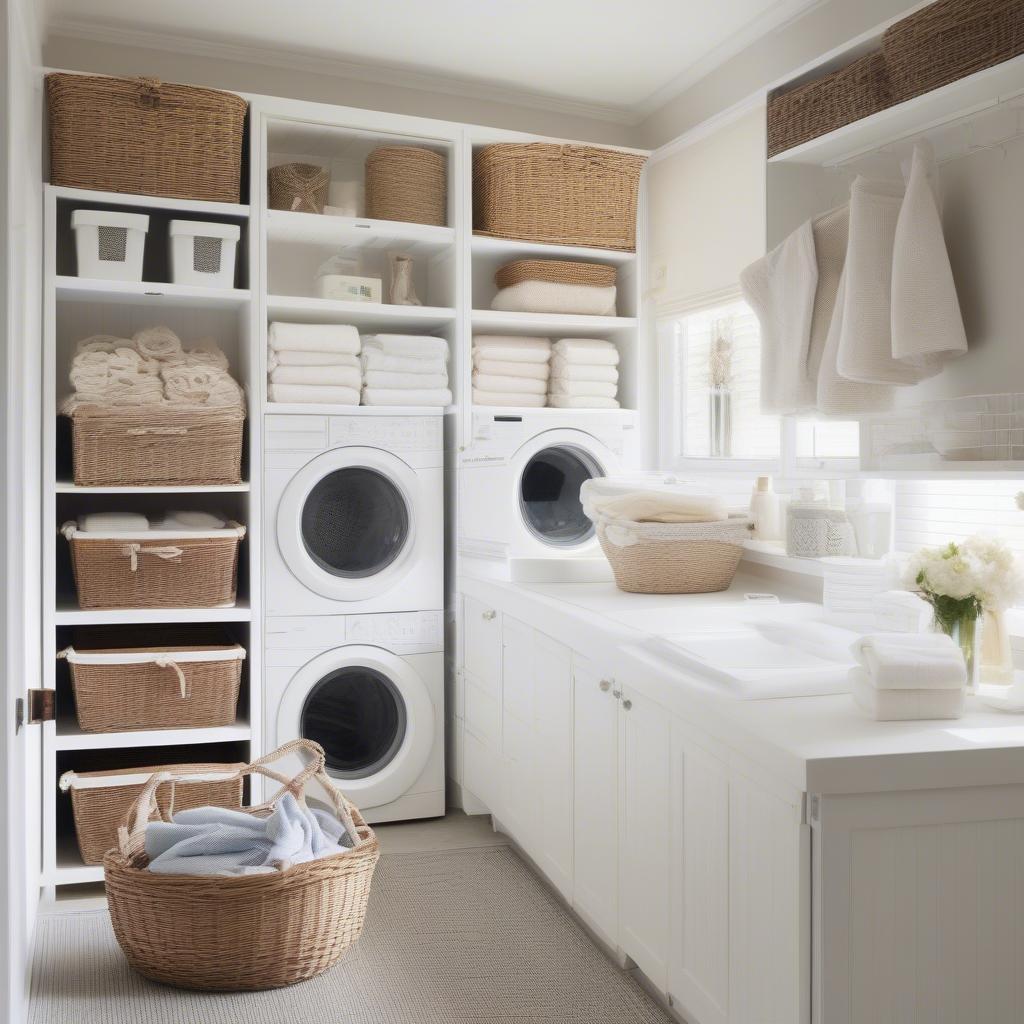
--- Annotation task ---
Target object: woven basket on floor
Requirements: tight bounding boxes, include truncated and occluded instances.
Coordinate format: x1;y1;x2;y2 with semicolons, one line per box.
46;74;247;202
473;143;647;252
365;146;447;225
593;515;752;594
767;51;894;157
61;521;246;610
65;404;245;486
268;162;330;214
104;740;381;991
60;762;245;866
883;0;1024;102
495;259;617;290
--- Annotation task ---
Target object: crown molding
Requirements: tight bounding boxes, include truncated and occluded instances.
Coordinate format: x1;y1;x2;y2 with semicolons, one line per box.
649;90;766;164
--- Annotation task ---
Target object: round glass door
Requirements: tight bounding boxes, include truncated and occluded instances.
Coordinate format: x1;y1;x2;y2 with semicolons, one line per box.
519;444;603;546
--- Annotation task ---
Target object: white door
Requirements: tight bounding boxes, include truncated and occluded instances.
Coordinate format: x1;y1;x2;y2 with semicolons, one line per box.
499;616;535;844
461;597;502;811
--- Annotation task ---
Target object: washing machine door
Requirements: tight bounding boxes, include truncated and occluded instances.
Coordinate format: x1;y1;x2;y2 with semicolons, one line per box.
278;645;434;810
277;446;419;602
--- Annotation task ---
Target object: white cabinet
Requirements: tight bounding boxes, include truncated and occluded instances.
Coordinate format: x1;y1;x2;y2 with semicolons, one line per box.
462;595;502;810
463;594;501;684
500;616;537;846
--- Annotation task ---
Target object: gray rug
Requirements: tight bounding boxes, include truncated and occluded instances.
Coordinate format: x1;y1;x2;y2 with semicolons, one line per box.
30;846;671;1023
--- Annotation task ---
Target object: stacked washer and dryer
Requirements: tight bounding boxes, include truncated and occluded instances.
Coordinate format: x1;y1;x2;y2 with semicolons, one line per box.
264;412;446;823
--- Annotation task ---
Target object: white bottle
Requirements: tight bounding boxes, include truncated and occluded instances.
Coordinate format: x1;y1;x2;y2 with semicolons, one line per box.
749;476;780;541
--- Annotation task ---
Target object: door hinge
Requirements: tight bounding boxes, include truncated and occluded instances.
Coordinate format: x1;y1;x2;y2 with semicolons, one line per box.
27;689;56;724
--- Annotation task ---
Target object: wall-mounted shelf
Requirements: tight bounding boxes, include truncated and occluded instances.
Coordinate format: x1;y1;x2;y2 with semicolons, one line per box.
267;209;454;255
55;276;251;309
54;601;252;626
49;184;250;219
54;717;252;752
267;294;455;330
471;233;637;266
55;480;251;494
265;402;447;416
471;309;637;335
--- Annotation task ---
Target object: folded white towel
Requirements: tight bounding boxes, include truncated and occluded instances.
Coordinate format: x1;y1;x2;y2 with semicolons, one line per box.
77;512;149;533
873;591;932;634
547;395;620;409
270;364;362;388
472;357;549;381
269;383;360;405
548;378;618;399
363;369;449;390
473;335;551;364
362;334;449;359
551;338;619;366
890;143;968;376
269;322;361;355
850;667;965;721
361;387;451;407
584;490;728;524
361;348;447;374
472;372;546;396
472;389;547;408
153;511;227;531
850;632;967;690
549;357;618;383
491;280;617;316
270;350;360;368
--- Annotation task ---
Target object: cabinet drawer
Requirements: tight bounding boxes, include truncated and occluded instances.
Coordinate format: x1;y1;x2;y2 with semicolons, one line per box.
464;595;502;684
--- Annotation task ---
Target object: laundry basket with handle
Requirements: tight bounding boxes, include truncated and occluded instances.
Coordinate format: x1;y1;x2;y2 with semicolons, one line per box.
103;739;381;991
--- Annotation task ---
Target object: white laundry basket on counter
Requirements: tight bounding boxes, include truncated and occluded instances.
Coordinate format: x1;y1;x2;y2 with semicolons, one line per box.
169;219;240;288
71;209;149;281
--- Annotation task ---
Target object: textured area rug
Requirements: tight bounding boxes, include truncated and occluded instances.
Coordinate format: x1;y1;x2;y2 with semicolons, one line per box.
30;846;671;1023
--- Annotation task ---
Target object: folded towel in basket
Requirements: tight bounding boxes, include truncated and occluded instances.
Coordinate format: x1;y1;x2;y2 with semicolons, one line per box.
269;322;361;355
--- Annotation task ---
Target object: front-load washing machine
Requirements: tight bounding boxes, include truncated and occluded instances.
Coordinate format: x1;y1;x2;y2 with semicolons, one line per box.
265;611;445;823
266;412;444;616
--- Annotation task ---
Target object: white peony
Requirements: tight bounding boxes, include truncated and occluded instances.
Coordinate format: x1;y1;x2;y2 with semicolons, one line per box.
905;535;1024;611
960;534;1024;610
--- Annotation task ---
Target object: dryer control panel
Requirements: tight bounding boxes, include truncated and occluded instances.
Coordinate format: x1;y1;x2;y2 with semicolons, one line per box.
329;416;443;452
346;610;444;646
265;611;444;653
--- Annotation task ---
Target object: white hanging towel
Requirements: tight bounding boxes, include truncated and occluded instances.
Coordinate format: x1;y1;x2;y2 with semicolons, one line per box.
890;143;968;376
739;220;818;414
269;322;361;355
550;338;619;366
472;389;547;408
362;334;449;359
472;336;551;364
361;387;451;407
472;373;546;396
268;383;360;405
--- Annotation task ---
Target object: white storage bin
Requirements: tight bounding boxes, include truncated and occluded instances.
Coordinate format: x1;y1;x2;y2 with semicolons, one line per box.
71;209;149;282
169;219;240;288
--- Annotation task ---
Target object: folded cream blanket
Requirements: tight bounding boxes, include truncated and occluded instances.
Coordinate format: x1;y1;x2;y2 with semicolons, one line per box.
850;632;967;690
548;395;620;409
584;487;728;524
472;358;549;381
551;338;619;366
364;369;449;390
361;348;447;374
472;389;546;408
473;335;551;363
850;667;964;721
271;364;362;388
362;334;449;359
549;378;618;399
270;350;360;368
162;364;243;408
473;372;546;396
270;322;361;355
361;386;452;407
550;357;618;383
491;281;616;316
269;383;360;405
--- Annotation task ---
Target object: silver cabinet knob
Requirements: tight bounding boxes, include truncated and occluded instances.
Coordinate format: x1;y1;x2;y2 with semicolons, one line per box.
482;609;496;621
599;679;611;692
621;698;632;711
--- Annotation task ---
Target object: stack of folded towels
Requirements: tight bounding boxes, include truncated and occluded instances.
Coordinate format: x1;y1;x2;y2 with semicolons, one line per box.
548;338;620;409
268;322;361;405
848;632;967;721
472;335;551;408
361;334;451;407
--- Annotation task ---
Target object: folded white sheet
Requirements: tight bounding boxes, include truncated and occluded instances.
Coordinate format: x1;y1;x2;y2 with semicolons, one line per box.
472;389;546;408
472;358;549;381
363;369;449;390
548;378;618;399
269;322;361;355
850;631;967;690
77;512;149;533
551;338;619;366
472;335;551;363
549;357;618;383
547;395;620;409
362;334;449;359
584;490;728;524
491;281;616;316
269;350;360;368
270;364;362;388
361;387;452;407
269;383;360;405
472;372;546;396
850;667;965;721
361;348;447;374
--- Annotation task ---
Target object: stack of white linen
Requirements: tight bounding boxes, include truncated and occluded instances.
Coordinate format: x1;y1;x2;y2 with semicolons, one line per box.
547;338;620;409
268;322;362;405
361;334;451;407
848;632;967;721
472;335;551;407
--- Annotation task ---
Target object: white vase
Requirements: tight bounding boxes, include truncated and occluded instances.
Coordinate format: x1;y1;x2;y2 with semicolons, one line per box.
980;607;1015;685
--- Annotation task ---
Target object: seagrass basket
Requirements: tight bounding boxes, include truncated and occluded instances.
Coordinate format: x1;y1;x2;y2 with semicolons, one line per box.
268;162;329;214
46;74;247;202
104;740;381;991
365;146;447;225
495;259;617;290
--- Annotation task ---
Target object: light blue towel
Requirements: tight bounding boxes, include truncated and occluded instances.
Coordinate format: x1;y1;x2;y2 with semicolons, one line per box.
145;793;354;876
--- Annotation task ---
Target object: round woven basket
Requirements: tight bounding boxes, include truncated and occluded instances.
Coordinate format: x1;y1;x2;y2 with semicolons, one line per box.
268;163;330;214
495;259;617;290
104;740;380;991
365;146;447;226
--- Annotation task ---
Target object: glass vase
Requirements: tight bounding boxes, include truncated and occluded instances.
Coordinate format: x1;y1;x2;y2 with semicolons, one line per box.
938;609;982;693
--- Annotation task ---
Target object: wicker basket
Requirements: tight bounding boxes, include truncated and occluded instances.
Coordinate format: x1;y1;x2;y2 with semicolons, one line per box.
46;74;247;202
495;259;617;290
104;740;380;991
365;146;447;226
65;404;244;487
883;0;1024;102
60;762;245;866
59;631;245;733
61;521;246;610
473;143;647;252
767;51;894;158
593;515;752;594
268;163;330;214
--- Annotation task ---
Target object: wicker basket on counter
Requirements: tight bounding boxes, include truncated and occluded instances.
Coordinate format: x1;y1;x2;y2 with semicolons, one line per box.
495;259;617;290
268;162;329;214
365;146;447;225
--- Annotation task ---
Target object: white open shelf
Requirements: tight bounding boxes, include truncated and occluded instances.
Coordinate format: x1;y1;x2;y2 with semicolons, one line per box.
56;481;251;494
470;233;637;265
49;184;250;219
54;717;252;751
55;276;251;310
471;309;637;335
49;836;104;886
265;402;447;416
54;601;252;626
268;293;456;329
267;209;454;255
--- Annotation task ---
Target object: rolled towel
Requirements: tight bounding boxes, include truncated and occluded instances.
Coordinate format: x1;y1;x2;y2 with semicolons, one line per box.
361;387;451;407
133;326;186;365
472;358;549;381
363;369;449;390
850;667;965;721
75;335;128;356
849;632;967;690
184;341;230;371
161;365;244;408
472;335;551;364
70;347;165;406
269;383;360;405
472;373;546;396
547;395;620;409
271;350;361;368
490;281;616;316
549;357;618;383
270;364;362;388
269;322;361;355
551;338;619;366
472;390;547;408
548;378;618;399
361;348;447;374
77;512;149;533
362;334;448;359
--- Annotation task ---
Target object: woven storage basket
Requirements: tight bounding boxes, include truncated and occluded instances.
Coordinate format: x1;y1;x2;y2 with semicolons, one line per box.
495;259;617;290
61;762;245;866
65;404;244;487
61;521;246;610
46;74;247;202
268;162;329;214
473;143;647;252
767;51;894;158
883;0;1024;102
594;515;752;594
104;740;380;991
59;631;245;733
365;146;447;226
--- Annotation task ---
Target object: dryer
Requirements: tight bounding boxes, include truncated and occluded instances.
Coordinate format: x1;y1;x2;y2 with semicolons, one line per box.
266;412;444;616
265;612;445;823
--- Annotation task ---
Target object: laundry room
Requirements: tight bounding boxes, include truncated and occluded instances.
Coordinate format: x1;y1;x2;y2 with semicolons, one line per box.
2;1;1024;1022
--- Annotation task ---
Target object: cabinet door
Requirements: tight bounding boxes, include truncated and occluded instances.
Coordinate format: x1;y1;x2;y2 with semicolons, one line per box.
618;686;672;990
500;616;536;844
572;654;619;946
463;595;501;689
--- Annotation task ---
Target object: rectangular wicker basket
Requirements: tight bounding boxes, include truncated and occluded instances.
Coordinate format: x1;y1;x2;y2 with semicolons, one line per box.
46;74;248;202
60;763;245;865
65;405;245;487
473;143;647;251
62;522;246;610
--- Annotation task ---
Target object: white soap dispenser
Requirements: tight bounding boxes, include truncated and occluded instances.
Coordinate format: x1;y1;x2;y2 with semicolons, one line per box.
749;476;780;541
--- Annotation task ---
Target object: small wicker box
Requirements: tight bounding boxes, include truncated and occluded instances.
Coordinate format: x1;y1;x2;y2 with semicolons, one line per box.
60;762;246;865
494;259;617;290
268;162;329;214
365;146;447;226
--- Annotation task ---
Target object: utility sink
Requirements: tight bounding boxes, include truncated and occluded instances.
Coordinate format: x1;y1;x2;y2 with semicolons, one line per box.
509;556;613;584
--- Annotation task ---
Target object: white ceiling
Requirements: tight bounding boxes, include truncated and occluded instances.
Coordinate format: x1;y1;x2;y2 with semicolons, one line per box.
48;0;819;123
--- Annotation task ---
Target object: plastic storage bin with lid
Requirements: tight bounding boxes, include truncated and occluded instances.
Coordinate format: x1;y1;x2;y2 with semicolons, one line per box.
169;219;240;289
72;209;149;281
